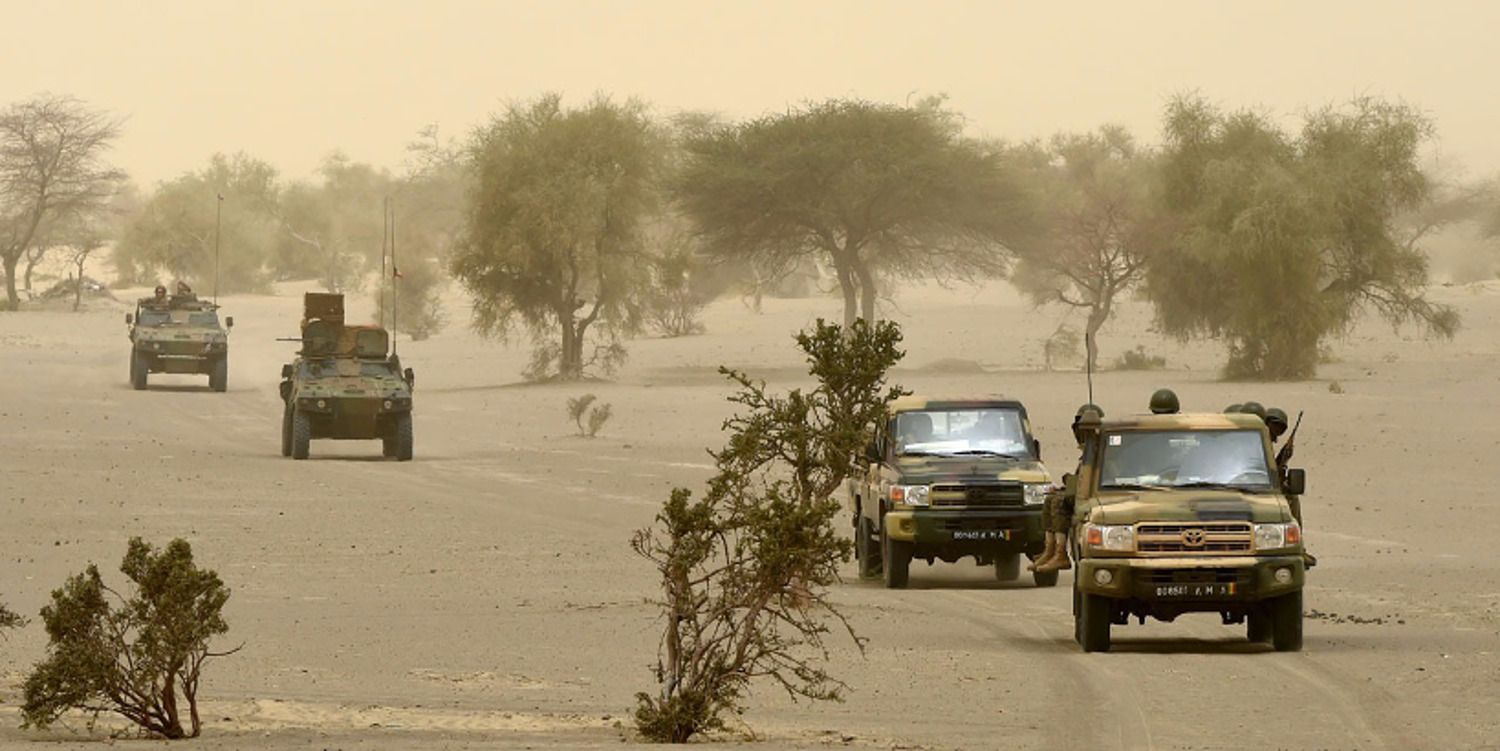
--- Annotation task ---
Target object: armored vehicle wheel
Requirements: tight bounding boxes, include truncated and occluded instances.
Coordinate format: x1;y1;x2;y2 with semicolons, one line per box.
1078;592;1112;652
1270;591;1303;652
394;412;413;461
131;351;148;390
856;516;881;579
1033;568;1060;588
994;553;1021;582
291;408;311;460
882;525;911;589
382;438;397;457
1247;606;1272;643
280;404;293;457
209;356;228;392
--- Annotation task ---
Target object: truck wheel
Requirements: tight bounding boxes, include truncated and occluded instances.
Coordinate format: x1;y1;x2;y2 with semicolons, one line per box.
394;412;413;461
1271;591;1303;652
994;553;1021;582
131;351;148;390
292;408;311;460
382;438;397;457
209;356;228;392
882;526;911;589
1073;587;1084;645
856;516;881;579
1247;606;1272;644
280;404;293;457
1079;593;1112;653
1033;568;1060;588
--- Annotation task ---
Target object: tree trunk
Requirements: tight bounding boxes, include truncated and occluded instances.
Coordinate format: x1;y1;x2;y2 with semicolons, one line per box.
23;249;43;293
854;260;877;323
829;250;858;329
73;256;86;311
1085;304;1108;374
558;314;582;381
2;254;19;311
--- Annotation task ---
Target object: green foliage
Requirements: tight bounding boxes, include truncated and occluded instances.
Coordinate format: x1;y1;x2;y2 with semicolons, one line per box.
1111;345;1166;371
272;154;394;290
632;319;908;743
642;229;723;337
22;537;233;740
374;256;447;341
0;601;23;634
1150;95;1458;380
566;394;613;437
113;153;280;294
676;97;1030;327
452;94;663;380
1043;324;1081;371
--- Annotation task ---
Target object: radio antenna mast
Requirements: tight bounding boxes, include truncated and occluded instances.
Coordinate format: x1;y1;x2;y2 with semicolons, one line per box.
1086;330;1095;406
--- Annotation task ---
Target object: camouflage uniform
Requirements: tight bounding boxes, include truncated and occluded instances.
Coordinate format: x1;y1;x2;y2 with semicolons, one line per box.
1032;404;1103;572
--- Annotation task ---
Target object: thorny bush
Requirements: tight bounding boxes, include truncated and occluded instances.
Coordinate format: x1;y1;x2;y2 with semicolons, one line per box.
631;318;908;742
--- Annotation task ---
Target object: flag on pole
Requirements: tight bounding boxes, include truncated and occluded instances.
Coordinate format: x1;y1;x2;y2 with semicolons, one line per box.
392;265;402;280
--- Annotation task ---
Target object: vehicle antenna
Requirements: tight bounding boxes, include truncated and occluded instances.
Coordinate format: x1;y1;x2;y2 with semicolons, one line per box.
381;196;388;323
213;192;223;306
389;196;398;359
1086;330;1094;406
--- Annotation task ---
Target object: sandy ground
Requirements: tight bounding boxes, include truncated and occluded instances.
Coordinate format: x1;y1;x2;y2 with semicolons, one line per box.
1;277;1498;750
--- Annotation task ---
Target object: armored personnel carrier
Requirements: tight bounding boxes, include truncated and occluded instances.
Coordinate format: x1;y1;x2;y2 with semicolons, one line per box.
125;289;233;391
278;292;415;461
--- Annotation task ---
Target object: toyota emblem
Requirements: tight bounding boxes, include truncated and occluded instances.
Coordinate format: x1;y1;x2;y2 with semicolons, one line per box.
1181;528;1207;547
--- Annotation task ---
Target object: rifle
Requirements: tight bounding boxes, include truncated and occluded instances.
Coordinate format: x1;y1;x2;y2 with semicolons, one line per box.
1275;410;1304;468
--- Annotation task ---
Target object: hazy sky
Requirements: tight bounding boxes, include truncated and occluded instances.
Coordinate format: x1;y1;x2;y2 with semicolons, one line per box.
6;0;1498;187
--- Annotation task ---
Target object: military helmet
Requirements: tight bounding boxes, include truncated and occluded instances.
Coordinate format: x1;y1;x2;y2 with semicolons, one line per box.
1071;403;1104;445
1240;401;1267;420
1225;403;1243;413
1074;403;1104;420
1149;388;1180;414
1265;407;1288;428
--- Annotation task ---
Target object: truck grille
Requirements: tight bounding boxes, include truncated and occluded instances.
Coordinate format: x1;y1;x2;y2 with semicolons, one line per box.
1136;522;1252;554
930;482;1024;508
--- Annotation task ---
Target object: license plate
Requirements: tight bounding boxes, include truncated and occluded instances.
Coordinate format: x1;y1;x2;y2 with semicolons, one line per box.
952;530;1011;541
1154;583;1237;598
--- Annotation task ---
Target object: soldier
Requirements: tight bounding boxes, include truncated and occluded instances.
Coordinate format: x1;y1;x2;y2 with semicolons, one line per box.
1265;407;1289;443
1149;388;1180;415
1239;401;1267;420
1032;404;1104;573
151;285;167;305
1225;403;1243;413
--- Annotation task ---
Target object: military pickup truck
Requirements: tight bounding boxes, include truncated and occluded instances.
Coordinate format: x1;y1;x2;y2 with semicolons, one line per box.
850;396;1055;589
1070;411;1308;652
125;294;232;391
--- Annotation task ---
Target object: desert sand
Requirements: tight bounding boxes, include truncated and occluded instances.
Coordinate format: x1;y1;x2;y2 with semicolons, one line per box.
1;277;1498;750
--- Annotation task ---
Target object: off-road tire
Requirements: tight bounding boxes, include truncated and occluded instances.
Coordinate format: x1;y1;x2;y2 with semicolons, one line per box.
882;526;911;589
131;351;148;390
1270;590;1303;652
1033;568;1061;588
1079;592;1112;653
209;356;228;392
292;408;311;460
394;412;413;461
856;515;881;580
281;404;293;457
382;438;397;457
994;553;1022;582
1247;606;1273;644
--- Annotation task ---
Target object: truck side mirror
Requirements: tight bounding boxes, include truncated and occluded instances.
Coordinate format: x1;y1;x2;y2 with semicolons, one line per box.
1032;438;1043;460
864;441;881;462
404;367;415;389
280;363;293;379
225;316;234;328
1285;468;1306;496
125;313;133;325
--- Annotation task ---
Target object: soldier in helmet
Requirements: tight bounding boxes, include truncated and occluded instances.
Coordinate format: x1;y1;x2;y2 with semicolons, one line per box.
1239;401;1267;420
1032;404;1104;573
1265;407;1289;443
1149;388;1180;415
1225;403;1243;413
151;285;167;305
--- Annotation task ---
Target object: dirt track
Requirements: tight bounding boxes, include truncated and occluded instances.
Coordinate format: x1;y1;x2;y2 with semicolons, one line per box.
2;281;1498;749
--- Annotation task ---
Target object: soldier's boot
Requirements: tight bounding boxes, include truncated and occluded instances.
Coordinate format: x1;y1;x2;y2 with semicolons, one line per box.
1035;533;1072;572
1028;533;1057;572
1302;550;1318;569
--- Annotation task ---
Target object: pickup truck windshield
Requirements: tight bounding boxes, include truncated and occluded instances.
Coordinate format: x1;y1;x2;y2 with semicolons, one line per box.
1099;429;1273;490
894;408;1031;458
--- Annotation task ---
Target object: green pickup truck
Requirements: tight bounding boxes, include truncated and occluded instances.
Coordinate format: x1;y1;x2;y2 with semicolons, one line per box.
849;396;1055;589
1070;411;1308;652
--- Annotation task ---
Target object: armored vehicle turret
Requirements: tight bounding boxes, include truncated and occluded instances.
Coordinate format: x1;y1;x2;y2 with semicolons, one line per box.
278;293;415;460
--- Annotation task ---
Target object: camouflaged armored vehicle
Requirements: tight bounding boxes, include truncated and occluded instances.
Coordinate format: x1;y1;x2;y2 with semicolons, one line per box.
849;396;1055;589
1070;411;1307;652
125;291;232;391
278;293;414;461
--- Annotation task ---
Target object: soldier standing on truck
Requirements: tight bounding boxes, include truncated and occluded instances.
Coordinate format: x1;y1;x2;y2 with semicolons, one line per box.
1032;403;1105;573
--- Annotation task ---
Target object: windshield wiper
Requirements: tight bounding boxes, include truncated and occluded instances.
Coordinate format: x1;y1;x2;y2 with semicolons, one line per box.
897;451;939;457
947;449;1007;457
1100;483;1168;491
1171;481;1263;491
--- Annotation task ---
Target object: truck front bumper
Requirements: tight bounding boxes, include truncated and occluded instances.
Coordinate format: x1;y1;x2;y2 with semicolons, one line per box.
1077;555;1304;604
884;507;1044;554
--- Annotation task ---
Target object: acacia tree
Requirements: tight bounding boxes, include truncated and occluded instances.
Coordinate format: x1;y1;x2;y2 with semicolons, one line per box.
1149;95;1458;380
632;319;907;743
0;94;126;310
1012;127;1170;372
273;154;394;291
114;153;280;294
451;94;662;380
23;538;234;740
676;98;1030;328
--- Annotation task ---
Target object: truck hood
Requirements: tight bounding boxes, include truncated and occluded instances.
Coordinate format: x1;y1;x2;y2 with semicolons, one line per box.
891;454;1051;484
1090;489;1291;525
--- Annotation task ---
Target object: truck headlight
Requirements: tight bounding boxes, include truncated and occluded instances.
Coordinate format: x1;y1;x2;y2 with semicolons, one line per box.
1023;483;1050;506
1254;522;1301;551
1085;524;1135;552
890;484;930;507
